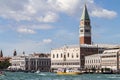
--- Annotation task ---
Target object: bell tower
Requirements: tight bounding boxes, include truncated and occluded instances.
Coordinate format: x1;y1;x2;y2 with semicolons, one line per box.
79;4;91;44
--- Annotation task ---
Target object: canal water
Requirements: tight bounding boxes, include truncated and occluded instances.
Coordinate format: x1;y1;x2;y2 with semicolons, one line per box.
0;72;120;80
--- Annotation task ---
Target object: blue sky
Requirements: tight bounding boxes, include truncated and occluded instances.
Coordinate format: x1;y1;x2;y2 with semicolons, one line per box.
0;0;120;56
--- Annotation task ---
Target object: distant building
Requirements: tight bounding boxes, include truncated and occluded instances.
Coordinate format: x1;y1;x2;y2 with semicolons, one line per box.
0;57;11;62
51;4;120;71
101;49;120;71
51;45;80;71
9;53;51;72
9;54;27;70
25;53;51;72
85;54;101;70
51;44;119;71
0;50;11;62
80;44;99;68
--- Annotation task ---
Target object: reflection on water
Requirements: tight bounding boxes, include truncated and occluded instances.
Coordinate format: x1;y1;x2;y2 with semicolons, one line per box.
0;72;120;80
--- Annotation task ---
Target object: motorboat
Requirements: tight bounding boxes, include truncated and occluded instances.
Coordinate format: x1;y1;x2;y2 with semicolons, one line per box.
35;70;40;73
57;69;82;75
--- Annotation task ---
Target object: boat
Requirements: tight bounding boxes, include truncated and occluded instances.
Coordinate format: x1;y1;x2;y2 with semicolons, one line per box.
35;70;40;73
57;69;82;75
0;71;5;76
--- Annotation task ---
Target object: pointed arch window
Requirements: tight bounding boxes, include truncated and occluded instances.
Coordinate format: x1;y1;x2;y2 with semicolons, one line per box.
57;54;58;58
72;54;74;58
67;53;69;57
61;53;63;58
53;54;55;58
76;53;79;58
64;55;66;61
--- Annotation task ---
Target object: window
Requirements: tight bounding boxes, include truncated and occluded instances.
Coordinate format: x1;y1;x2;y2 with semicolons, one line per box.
67;53;69;57
61;53;62;58
64;55;66;58
85;29;90;32
57;54;58;58
64;55;66;61
72;54;74;58
80;30;83;32
85;22;90;25
76;53;78;58
53;54;55;58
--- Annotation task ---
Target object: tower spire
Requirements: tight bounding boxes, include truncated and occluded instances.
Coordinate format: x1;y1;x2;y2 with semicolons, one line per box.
79;4;91;44
81;4;90;20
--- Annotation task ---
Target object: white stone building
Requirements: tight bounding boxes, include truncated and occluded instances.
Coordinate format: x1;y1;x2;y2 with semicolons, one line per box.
101;49;120;71
51;45;80;70
8;54;27;70
51;44;119;71
85;54;101;70
9;53;51;72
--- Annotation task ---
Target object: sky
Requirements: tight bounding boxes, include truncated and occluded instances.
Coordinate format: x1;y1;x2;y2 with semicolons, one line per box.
0;0;120;56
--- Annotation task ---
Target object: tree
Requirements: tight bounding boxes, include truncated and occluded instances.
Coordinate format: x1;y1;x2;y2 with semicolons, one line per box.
0;50;3;57
0;60;11;69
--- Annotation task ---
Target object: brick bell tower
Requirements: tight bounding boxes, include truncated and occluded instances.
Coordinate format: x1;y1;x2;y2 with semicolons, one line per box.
79;4;91;44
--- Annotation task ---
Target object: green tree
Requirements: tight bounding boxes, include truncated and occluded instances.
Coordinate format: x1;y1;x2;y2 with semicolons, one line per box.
0;50;3;57
0;60;11;69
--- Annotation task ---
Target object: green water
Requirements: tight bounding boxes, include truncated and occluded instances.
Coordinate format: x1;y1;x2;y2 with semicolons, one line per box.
0;72;120;80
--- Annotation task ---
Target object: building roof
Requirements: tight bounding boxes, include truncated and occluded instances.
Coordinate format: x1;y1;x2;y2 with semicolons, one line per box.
28;53;51;58
51;44;120;50
85;54;101;58
51;45;79;50
81;4;90;20
103;49;120;54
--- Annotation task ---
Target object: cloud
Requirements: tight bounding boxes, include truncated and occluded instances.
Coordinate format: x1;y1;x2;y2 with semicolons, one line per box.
17;28;36;34
16;24;54;34
91;9;117;19
0;0;117;23
36;12;59;22
30;24;54;30
47;0;80;14
42;39;52;44
86;0;117;19
0;0;59;22
36;39;52;45
54;30;78;43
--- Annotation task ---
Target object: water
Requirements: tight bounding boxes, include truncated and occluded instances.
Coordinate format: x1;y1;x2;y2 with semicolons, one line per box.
1;72;120;80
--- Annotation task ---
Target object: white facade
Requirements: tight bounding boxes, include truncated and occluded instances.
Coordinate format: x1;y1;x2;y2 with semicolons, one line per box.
9;54;27;70
9;53;51;72
101;49;120;71
51;44;120;70
51;45;80;70
85;54;101;69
